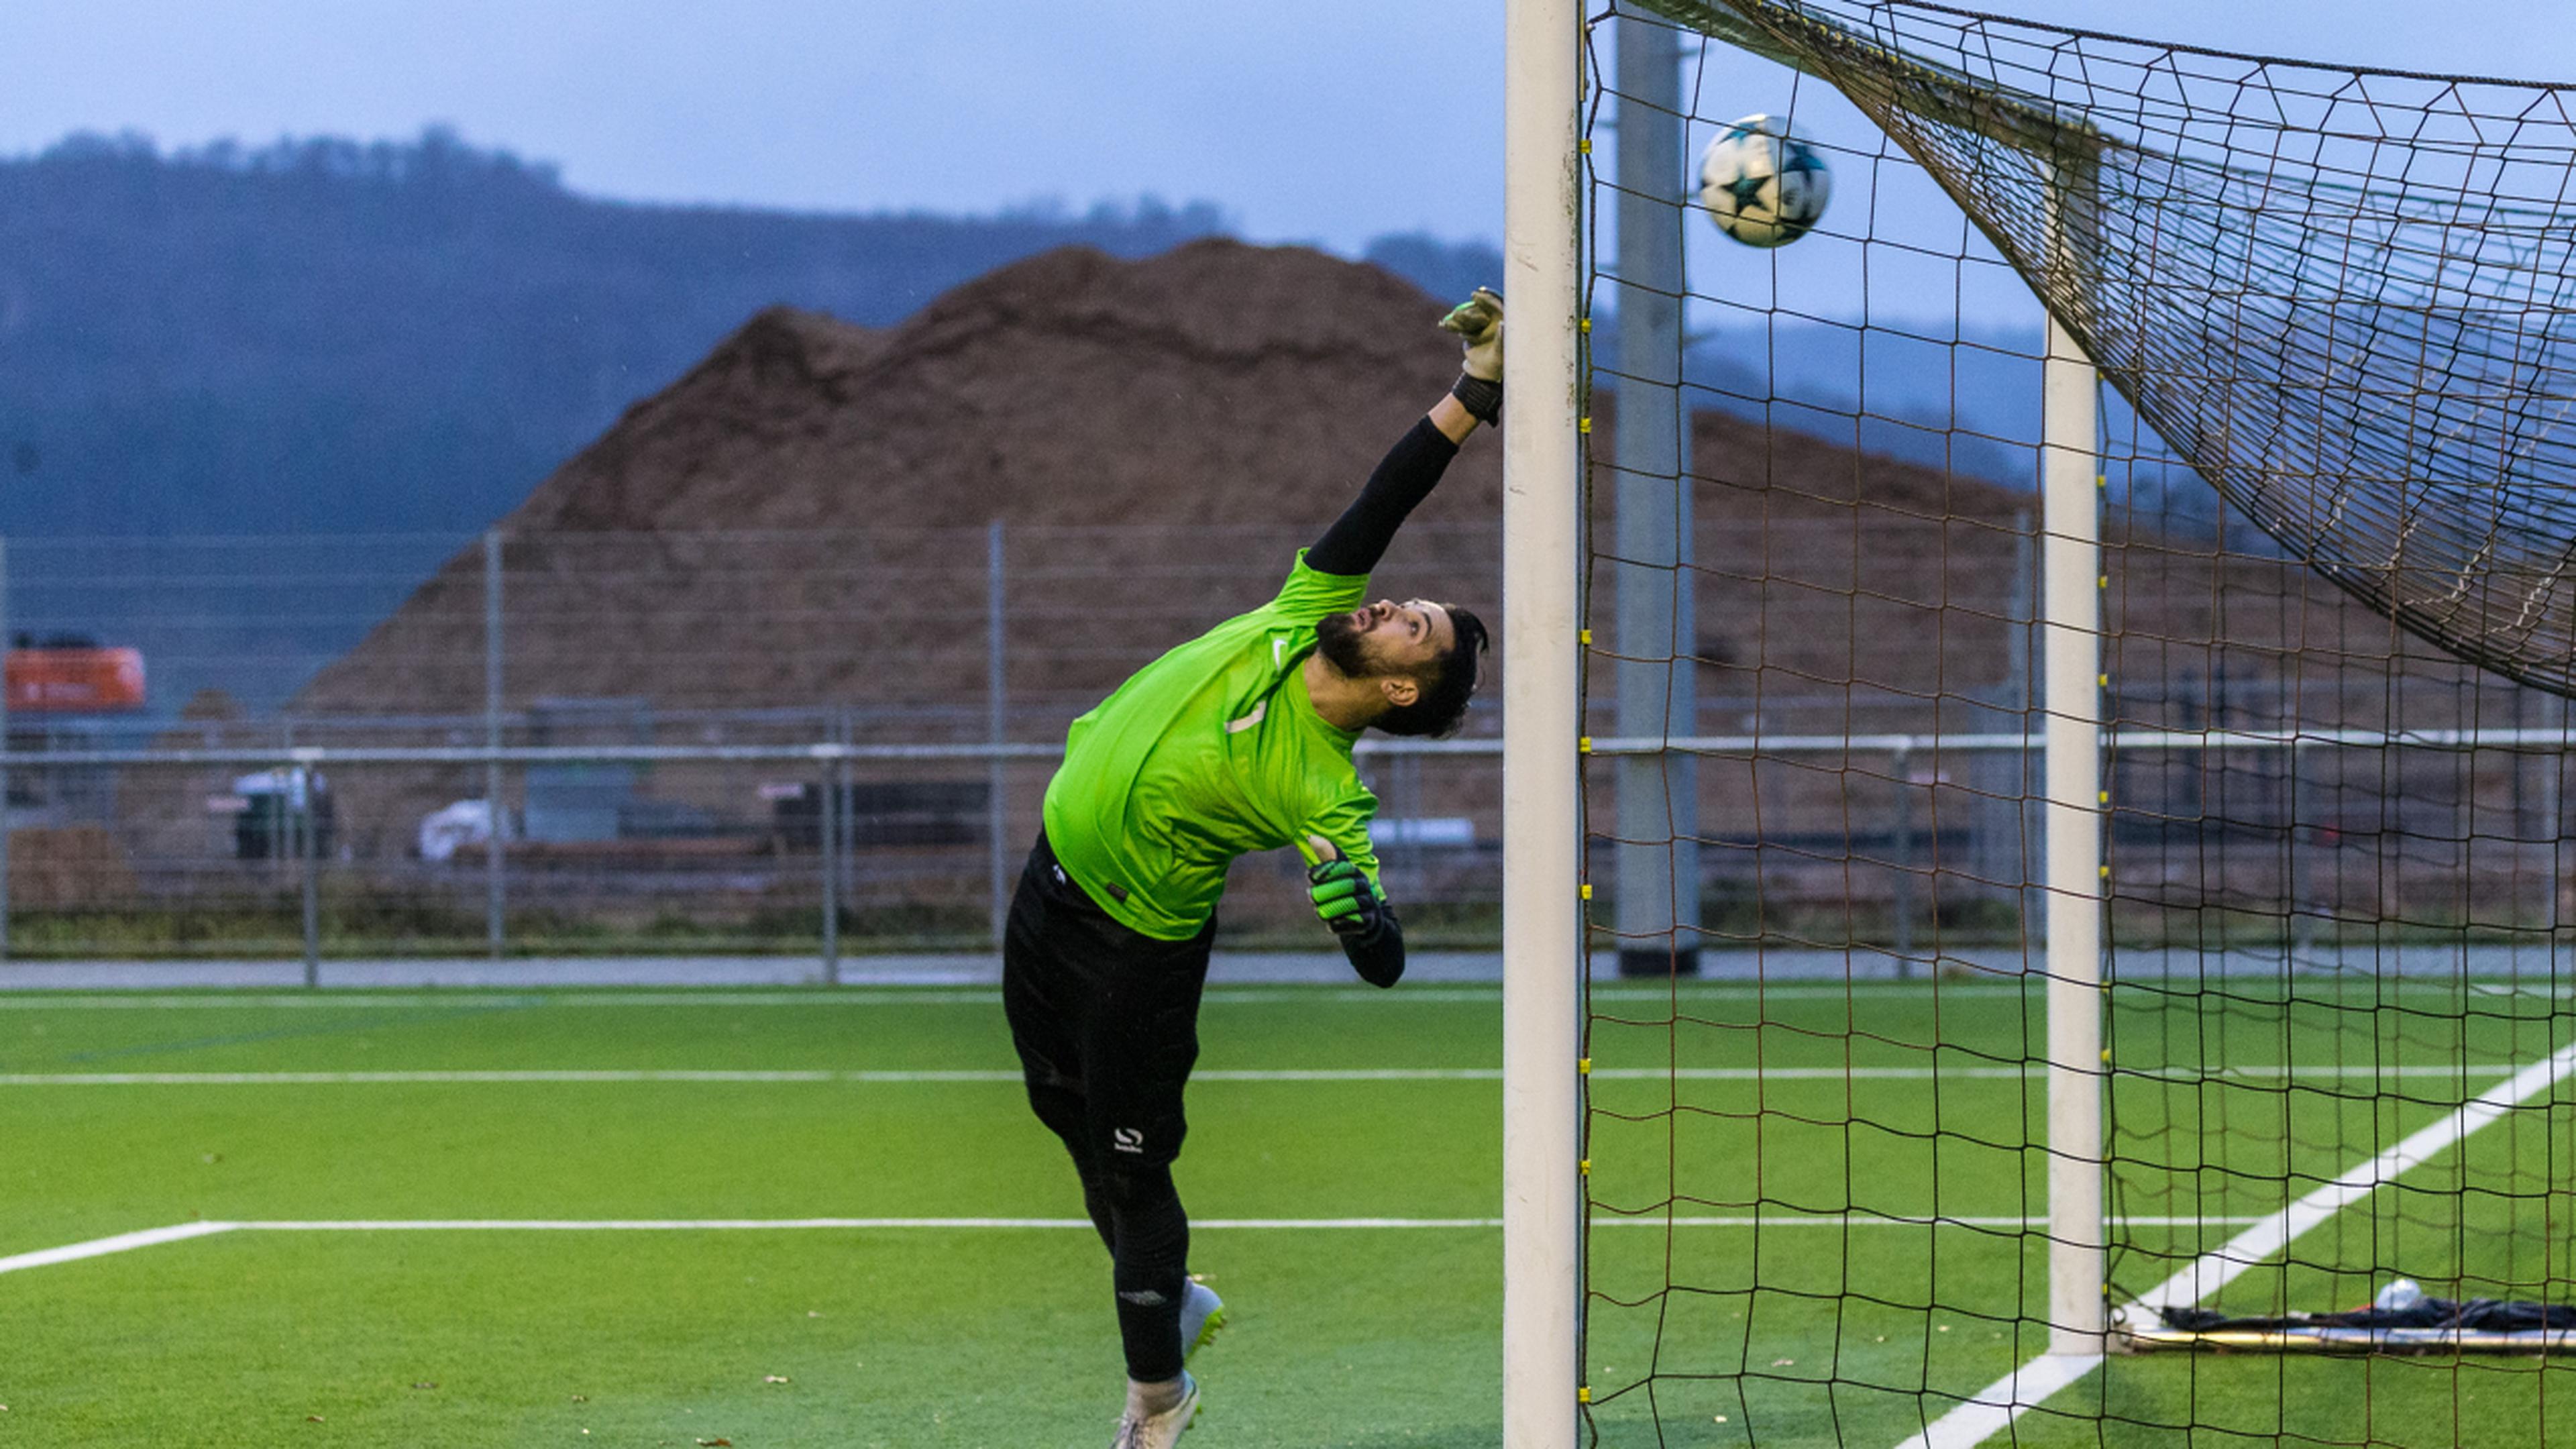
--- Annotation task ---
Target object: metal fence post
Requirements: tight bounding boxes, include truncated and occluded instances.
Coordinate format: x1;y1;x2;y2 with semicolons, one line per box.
1891;742;1917;975
297;763;321;987
987;520;1010;953
822;747;843;985
484;529;506;959
0;532;11;965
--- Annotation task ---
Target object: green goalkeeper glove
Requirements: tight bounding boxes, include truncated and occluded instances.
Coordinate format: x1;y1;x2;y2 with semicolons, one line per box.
1440;288;1505;380
1439;287;1504;423
1304;837;1385;938
1308;859;1384;937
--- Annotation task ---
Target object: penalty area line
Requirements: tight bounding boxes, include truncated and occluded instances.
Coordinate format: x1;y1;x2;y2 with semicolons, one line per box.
1894;1034;2576;1449
0;1065;2522;1087
0;1212;2273;1279
0;1220;238;1275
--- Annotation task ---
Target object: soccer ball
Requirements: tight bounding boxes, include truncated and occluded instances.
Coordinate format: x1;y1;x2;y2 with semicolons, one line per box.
1697;115;1832;248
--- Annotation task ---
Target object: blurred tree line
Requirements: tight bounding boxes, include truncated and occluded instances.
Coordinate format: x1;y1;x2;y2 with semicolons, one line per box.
0;128;1493;540
0;129;1504;709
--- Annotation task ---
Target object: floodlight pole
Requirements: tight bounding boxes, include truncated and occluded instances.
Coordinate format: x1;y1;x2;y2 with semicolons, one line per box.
2041;184;2106;1356
1613;12;1701;978
1501;0;1585;1442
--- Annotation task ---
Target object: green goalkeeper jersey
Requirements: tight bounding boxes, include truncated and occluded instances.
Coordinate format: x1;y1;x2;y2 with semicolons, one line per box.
1040;550;1385;941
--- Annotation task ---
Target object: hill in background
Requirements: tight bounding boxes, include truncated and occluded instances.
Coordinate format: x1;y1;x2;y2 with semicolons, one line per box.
0;131;1505;710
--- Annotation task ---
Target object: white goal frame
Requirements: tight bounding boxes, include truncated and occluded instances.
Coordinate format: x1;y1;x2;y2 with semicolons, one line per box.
1495;6;2110;1442
1499;0;1586;1443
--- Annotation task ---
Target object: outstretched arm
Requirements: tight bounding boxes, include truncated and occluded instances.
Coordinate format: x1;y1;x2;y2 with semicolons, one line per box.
1304;290;1503;577
1305;415;1461;576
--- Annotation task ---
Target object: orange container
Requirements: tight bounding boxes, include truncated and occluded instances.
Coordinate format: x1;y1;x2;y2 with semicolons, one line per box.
7;647;146;713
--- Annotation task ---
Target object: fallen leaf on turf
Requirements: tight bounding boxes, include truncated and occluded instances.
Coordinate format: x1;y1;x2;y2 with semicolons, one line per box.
806;1309;823;1318
570;1395;588;1402
411;1383;437;1390
763;1375;790;1384
1770;1358;1795;1367
697;1439;732;1446
306;1415;325;1422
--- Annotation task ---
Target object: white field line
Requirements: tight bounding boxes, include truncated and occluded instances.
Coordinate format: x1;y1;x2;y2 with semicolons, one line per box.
0;1220;237;1275
229;1214;2261;1232
2128;1037;2576;1312
0;1064;2521;1087
1896;1035;2576;1449
1893;1352;2104;1449
0;985;2041;1010
4;979;2563;1011
0;1211;2271;1280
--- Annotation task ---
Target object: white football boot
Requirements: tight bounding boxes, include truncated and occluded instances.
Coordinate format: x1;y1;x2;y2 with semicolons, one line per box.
1110;1373;1199;1448
1179;1277;1226;1362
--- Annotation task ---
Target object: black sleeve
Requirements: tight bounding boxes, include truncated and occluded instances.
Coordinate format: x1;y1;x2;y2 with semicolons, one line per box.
1340;907;1405;989
1305;418;1461;577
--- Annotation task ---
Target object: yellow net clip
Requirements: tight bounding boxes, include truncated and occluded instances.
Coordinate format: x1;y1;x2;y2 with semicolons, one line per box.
1578;1057;1593;1075
1579;883;1593;901
2099;864;2112;879
1579;1159;1592;1176
1578;736;1593;754
1578;628;1593;645
1579;415;1593;433
1578;1386;1593;1405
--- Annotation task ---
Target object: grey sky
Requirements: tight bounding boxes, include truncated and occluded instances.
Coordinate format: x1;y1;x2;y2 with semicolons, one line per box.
1;1;2572;254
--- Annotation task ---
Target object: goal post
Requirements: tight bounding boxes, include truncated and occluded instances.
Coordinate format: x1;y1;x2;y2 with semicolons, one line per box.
1499;0;1585;1443
2040;288;2104;1359
1534;0;2576;1444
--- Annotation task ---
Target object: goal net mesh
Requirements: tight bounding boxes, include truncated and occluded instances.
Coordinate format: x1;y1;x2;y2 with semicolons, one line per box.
1577;1;2576;1442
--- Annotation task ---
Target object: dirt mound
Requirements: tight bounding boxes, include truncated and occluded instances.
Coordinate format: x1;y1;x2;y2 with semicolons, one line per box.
492;237;1479;535
293;234;2378;742
295;239;1495;724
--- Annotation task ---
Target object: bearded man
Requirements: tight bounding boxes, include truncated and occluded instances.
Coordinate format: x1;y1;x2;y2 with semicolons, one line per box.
1002;290;1503;1447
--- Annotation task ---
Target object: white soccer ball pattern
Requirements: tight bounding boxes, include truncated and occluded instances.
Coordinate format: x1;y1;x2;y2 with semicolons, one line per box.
1698;115;1833;248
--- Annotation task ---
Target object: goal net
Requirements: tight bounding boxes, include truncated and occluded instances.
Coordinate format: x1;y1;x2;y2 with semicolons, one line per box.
1570;1;2576;1444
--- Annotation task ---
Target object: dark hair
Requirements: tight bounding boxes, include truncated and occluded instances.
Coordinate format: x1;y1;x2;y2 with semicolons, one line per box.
1374;605;1489;739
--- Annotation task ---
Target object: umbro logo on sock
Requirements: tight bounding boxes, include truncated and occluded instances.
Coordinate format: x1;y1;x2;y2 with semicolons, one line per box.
1112;1127;1145;1155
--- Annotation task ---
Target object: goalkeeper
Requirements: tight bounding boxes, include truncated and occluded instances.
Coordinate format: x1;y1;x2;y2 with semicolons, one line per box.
1004;289;1502;1446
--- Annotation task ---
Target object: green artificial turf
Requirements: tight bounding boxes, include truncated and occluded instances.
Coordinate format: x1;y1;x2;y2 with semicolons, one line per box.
0;980;2570;1446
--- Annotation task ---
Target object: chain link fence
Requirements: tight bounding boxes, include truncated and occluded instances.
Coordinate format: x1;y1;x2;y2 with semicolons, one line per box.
1;519;2565;969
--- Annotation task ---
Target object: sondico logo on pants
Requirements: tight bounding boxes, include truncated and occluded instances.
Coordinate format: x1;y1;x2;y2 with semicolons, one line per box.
1112;1127;1145;1155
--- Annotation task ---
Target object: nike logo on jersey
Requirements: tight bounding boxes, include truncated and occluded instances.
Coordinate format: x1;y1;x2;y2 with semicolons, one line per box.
1226;702;1267;734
